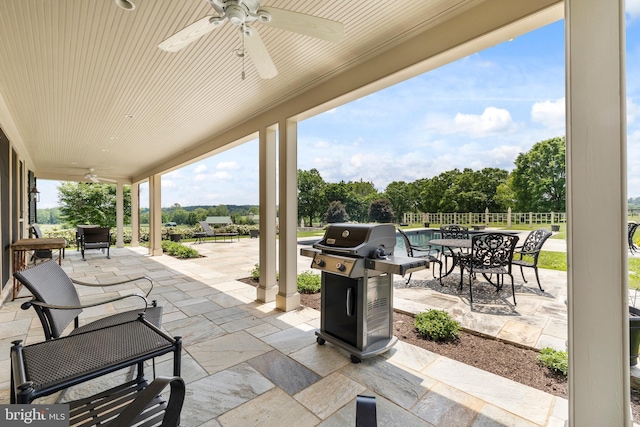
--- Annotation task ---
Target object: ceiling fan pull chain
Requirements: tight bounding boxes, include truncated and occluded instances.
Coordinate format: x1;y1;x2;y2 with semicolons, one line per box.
241;25;246;80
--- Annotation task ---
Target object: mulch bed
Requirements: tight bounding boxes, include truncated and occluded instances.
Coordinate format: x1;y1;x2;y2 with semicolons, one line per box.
241;278;640;422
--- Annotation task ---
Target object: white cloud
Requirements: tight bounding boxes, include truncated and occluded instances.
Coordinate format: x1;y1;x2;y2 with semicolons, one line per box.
216;161;240;170
629;98;640;124
194;164;207;173
628;0;640;21
162;179;177;188
531;98;565;130
213;171;232;180
452;107;517;137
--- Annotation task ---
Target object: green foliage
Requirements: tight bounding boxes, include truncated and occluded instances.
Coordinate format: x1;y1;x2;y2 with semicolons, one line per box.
537;347;568;376
368;199;394;223
297;271;321;294
512;136;566;212
384;181;410;222
58;182;131;228
414;310;461;342
534;251;567;271
251;263;260;280
324;201;349;223
298;168;326;227
161;241;200;258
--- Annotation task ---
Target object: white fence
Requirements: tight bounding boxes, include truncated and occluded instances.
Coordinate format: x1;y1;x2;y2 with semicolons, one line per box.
402;209;567;228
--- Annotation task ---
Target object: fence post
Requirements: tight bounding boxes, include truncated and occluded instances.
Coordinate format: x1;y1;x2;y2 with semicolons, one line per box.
485;208;489;225
551;211;555;225
507;207;512;228
529;212;533;228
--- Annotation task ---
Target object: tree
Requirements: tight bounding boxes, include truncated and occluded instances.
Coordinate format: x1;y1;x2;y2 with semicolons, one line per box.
368;199;394;223
58;182;131;227
324;201;349;223
298;168;326;227
384;181;410;222
512;136;566;211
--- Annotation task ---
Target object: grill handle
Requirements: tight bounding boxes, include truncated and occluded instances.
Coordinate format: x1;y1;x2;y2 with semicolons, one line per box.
346;287;353;317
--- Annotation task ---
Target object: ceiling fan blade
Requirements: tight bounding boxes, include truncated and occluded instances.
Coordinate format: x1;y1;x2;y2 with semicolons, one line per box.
99;177;118;183
241;26;277;79
158;16;222;52
259;7;344;43
89;176;100;183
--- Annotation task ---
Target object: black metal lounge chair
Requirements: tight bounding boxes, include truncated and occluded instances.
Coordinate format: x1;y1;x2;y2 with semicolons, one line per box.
397;227;442;285
30;224;53;263
458;232;519;305
198;220;216;242
511;228;552;292
630;222;640;254
439;224;470;270
13;259;162;340
80;226;111;260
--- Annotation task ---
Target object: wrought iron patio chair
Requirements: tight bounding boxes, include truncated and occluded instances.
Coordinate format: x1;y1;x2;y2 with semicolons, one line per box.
80;226;111;260
458;232;519;305
630;222;640;254
13;259;162;340
30;224;53;263
439;224;470;270
397;227;442;285
511;228;552;292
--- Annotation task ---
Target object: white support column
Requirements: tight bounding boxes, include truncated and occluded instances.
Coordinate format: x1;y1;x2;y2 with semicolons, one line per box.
148;174;162;256
115;182;124;248
257;125;278;302
566;0;629;425
277;119;300;311
131;183;139;247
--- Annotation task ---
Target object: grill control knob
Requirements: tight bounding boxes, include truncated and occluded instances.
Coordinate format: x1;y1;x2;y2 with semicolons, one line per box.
315;258;325;267
336;263;346;272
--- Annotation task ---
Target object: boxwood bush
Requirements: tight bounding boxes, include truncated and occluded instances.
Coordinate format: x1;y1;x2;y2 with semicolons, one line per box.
537;347;568;376
297;271;321;294
161;241;200;259
414;309;461;342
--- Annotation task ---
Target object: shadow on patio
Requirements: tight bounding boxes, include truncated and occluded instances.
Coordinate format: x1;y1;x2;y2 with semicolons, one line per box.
0;239;567;426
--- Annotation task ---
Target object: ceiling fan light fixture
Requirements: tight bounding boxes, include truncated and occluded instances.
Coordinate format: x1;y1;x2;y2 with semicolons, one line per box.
114;0;136;11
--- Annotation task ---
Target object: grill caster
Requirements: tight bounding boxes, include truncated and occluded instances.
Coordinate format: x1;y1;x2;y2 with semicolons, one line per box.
350;355;362;364
317;337;325;345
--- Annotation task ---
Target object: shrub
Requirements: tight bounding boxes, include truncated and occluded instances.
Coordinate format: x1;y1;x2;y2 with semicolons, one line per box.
161;241;200;259
537;347;568;376
251;264;260;281
414;309;460;342
297;271;321;294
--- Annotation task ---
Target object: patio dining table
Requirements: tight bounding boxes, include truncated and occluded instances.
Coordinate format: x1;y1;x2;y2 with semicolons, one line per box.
429;238;472;278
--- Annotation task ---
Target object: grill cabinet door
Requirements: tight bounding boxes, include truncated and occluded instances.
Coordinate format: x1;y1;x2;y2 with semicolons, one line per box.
321;274;360;347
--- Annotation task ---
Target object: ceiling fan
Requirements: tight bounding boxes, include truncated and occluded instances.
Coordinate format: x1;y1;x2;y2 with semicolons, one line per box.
158;0;344;79
84;168;117;183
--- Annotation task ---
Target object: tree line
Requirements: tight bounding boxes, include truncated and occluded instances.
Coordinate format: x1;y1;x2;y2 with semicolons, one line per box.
40;136;566;228
298;136;566;226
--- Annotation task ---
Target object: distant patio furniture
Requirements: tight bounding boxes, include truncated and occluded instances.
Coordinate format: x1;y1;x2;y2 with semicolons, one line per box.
511;228;552;292
80;226;111;260
170;233;182;242
630;222;640;254
30;224;53;263
397;227;442;285
458;232;519;305
250;229;259;238
13;259;162;340
439;224;470;270
198;220;239;242
75;224;98;250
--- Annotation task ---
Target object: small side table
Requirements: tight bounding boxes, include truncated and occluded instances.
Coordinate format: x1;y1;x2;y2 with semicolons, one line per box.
193;232;206;244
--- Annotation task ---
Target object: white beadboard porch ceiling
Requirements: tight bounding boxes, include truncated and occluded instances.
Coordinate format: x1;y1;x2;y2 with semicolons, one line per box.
0;0;487;182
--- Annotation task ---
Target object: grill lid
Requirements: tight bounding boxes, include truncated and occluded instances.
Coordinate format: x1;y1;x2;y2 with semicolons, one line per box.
313;223;396;257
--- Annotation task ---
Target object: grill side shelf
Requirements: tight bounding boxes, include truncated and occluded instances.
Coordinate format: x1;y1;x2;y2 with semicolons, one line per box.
365;256;429;276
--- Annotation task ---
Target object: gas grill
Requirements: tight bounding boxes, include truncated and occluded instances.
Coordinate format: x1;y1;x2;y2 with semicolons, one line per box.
300;223;429;363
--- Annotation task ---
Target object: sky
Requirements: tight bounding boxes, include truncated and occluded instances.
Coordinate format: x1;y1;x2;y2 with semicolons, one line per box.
37;3;640;209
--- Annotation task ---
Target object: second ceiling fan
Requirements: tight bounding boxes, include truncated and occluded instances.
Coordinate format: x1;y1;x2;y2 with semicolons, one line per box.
158;0;344;79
